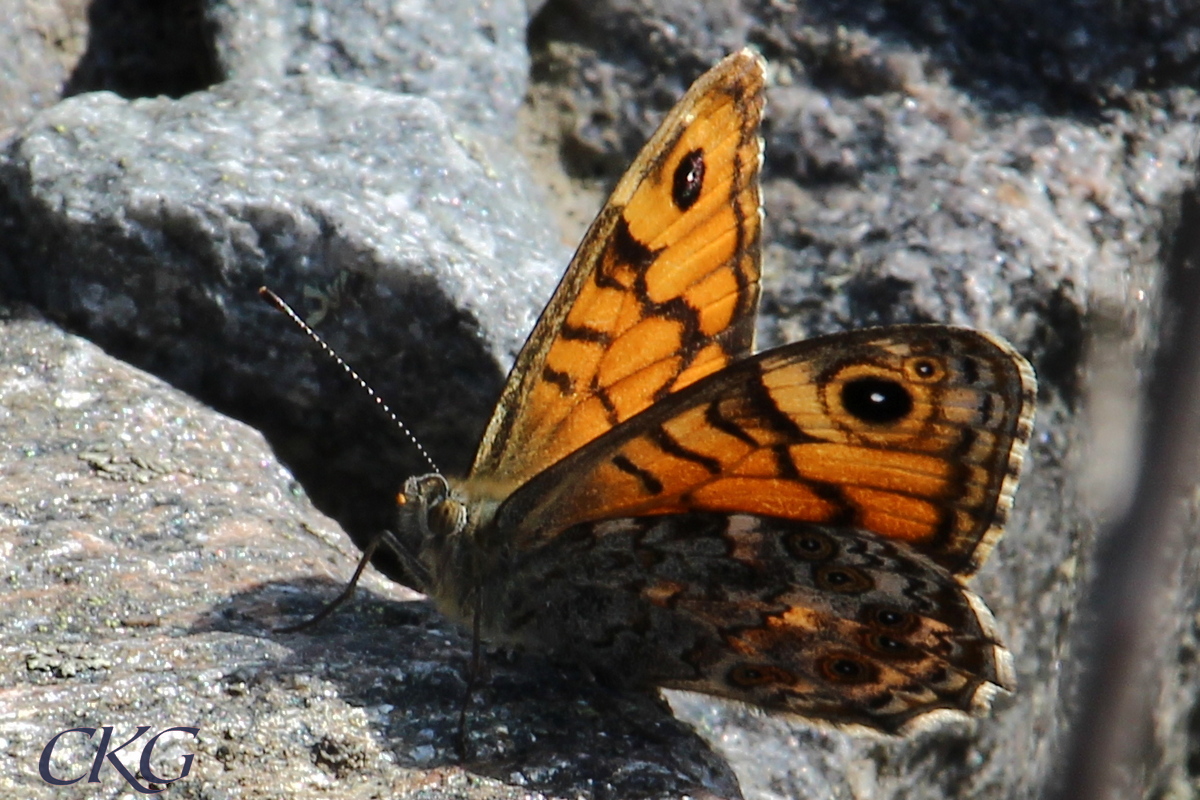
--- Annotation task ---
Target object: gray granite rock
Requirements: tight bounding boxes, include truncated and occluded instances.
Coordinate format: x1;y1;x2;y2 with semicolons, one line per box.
1;1;1199;798
0;75;567;565
528;0;752;185
61;0;222;100
205;0;531;134
0;305;739;800
527;5;1200;800
742;32;1197;800
764;0;1200;110
0;0;88;136
55;1;530;135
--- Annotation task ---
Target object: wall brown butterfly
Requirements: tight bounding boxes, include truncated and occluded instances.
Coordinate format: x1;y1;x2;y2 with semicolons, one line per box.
378;49;1035;734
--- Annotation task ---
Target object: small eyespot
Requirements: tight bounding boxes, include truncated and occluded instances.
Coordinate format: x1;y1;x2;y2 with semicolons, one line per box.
864;633;916;659
864;605;917;631
817;654;876;685
906;357;943;382
840;377;913;424
672;149;706;211
815;565;874;594
785;530;836;561
728;663;794;687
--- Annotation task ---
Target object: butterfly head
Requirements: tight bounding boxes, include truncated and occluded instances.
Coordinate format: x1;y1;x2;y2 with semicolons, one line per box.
399;473;467;543
398;473;514;627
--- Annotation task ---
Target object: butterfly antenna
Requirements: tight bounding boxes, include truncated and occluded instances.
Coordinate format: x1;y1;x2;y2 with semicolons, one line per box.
258;286;441;475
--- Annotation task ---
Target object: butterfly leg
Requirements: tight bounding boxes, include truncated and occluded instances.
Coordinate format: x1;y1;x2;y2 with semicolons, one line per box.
271;532;387;632
276;527;431;633
452;590;485;761
375;527;433;594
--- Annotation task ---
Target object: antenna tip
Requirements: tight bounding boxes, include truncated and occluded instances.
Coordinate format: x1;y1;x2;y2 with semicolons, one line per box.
258;286;284;307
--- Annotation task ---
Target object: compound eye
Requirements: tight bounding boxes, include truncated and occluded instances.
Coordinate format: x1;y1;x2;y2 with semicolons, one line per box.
401;473;451;508
427;498;466;538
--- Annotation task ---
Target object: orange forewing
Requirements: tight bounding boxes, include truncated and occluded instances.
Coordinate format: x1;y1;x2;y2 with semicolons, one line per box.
492;326;1035;575
469;51;766;489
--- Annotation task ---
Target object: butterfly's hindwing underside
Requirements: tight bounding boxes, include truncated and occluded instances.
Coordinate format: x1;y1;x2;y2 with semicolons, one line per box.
497;513;1012;733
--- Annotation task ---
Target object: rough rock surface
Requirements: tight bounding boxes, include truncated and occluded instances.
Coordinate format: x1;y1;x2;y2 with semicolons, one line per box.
0;305;737;798
1;1;1198;799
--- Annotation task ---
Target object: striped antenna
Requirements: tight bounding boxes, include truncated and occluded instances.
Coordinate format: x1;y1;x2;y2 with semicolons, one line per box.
258;286;440;475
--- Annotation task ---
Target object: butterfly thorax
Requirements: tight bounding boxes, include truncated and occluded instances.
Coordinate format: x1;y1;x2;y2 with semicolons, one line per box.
398;473;515;635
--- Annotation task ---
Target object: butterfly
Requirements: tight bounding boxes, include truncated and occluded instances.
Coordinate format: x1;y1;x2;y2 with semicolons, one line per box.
379;49;1036;734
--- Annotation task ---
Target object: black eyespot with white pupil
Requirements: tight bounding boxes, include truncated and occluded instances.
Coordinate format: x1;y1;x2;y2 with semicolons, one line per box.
871;607;912;628
841;377;913;424
818;654;875;684
868;634;910;654
786;530;836;561
816;564;874;594
728;664;793;686
672;149;706;211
